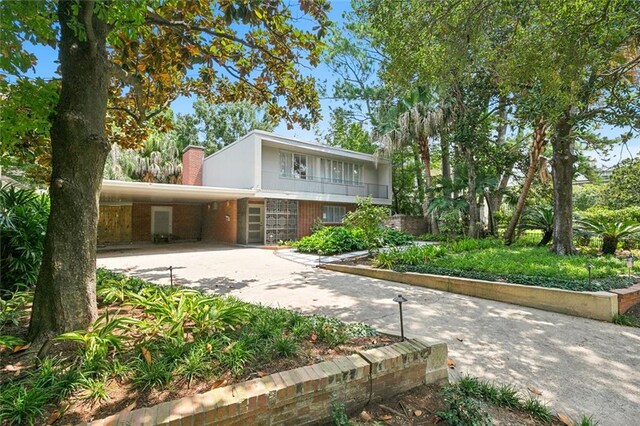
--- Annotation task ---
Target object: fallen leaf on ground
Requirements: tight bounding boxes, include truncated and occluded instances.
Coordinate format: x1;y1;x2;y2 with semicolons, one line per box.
5;365;19;372
13;343;30;353
257;371;268;377
310;333;318;342
447;358;456;369
379;414;393;421
360;411;372;421
557;413;574;426
414;410;423;416
141;347;152;365
527;386;543;395
456;337;464;342
46;410;61;424
211;379;227;389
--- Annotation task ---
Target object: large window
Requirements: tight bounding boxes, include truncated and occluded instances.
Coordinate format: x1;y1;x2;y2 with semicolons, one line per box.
281;151;363;184
322;205;346;223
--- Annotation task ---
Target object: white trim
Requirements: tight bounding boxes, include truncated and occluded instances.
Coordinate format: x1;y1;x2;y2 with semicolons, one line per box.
151;206;173;235
255;189;392;205
100;180;256;203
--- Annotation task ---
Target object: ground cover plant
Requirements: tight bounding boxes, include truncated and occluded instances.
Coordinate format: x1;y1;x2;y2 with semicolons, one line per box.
0;269;387;425
344;376;598;425
373;239;634;292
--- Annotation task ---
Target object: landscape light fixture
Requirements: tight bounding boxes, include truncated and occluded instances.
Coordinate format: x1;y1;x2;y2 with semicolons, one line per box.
587;263;593;289
168;265;174;286
627;255;635;281
393;294;408;341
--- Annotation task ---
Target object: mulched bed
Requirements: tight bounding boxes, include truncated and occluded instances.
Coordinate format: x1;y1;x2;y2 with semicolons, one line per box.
347;384;562;426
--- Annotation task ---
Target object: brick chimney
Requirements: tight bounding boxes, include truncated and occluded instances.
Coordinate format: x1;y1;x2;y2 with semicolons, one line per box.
181;145;205;186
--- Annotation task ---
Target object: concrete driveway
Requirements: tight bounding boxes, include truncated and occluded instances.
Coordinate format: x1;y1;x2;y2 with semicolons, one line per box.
98;243;640;425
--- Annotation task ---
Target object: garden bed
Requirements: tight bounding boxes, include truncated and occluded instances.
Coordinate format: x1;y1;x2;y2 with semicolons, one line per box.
374;242;636;292
0;270;398;425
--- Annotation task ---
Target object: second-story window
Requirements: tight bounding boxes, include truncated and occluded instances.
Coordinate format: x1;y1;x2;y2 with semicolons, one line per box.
281;151;311;180
293;153;307;179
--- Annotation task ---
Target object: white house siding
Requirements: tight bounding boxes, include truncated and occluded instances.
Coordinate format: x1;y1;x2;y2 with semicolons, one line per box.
202;134;257;189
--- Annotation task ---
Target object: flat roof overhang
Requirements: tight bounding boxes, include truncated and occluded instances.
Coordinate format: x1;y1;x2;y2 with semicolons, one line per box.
100;180;255;204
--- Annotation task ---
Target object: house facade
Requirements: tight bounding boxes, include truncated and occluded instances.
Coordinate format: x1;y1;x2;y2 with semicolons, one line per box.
98;131;392;246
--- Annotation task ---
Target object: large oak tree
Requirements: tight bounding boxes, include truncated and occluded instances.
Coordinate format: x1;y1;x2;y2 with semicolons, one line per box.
1;0;329;346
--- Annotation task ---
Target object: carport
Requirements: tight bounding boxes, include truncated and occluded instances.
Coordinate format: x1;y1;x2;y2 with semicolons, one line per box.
98;180;256;246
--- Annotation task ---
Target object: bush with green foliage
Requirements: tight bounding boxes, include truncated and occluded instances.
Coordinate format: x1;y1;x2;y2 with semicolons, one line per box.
576;218;640;255
604;158;640;209
343;196;390;253
518;205;553;246
0;185;50;292
294;226;368;255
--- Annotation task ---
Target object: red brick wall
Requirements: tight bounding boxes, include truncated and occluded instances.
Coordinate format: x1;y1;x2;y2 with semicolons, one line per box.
182;146;205;186
132;203;202;242
297;201;355;239
202;200;237;244
89;338;449;426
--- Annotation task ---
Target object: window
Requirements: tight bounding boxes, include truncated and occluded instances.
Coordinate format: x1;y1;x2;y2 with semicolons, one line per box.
293;153;307;179
322;206;346;223
282;150;363;185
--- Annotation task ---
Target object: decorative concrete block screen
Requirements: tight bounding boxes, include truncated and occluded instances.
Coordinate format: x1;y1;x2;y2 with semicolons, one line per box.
265;199;298;245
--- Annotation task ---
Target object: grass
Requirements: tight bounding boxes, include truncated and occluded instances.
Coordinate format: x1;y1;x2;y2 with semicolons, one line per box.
376;241;633;291
437;376;557;426
612;313;640;327
0;269;381;425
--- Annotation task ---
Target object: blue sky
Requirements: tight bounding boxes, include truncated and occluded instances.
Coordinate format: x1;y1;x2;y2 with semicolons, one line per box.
19;0;639;167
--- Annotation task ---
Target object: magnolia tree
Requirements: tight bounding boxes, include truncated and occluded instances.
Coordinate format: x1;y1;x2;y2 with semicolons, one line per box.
1;0;330;347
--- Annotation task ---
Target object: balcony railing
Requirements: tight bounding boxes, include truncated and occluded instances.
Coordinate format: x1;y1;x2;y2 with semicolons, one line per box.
261;171;389;199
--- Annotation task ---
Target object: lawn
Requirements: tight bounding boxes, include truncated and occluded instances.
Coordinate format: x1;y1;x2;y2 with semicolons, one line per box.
0;269;390;425
374;241;634;292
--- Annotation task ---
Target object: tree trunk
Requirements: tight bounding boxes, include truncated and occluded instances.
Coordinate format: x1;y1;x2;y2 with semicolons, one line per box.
602;237;617;255
463;147;481;238
411;145;425;213
417;136;439;233
441;133;452;200
504;118;548;245
538;230;553;246
550;113;577;255
29;1;111;345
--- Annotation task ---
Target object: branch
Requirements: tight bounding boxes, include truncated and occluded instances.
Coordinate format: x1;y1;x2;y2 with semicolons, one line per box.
82;0;97;56
144;9;289;67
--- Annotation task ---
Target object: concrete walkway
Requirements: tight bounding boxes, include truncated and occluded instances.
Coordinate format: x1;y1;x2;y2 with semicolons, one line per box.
98;243;640;425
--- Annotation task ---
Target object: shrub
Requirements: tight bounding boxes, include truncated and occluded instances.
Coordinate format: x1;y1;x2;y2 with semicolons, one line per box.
576;218;640;255
343;196;390;253
518;205;553;246
294;226;367;255
0;185;50;292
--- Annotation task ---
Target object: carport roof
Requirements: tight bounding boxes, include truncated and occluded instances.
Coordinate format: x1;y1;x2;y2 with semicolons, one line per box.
100;180;255;203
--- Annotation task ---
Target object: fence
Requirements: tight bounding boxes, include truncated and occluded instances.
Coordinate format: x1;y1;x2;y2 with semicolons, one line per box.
515;230;604;249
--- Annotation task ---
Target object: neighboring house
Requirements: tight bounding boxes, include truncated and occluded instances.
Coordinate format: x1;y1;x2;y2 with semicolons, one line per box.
98;130;392;246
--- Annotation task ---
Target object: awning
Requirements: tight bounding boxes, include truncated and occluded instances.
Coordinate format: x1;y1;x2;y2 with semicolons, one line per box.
100;180;255;204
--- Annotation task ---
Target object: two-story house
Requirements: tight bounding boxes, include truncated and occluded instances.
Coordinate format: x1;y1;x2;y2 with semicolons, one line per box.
98;130;392;246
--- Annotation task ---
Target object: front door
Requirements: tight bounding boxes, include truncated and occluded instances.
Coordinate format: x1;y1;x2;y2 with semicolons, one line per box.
247;204;264;244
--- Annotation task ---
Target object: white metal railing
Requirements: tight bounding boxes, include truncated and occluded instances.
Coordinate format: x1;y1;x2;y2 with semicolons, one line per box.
261;171;388;199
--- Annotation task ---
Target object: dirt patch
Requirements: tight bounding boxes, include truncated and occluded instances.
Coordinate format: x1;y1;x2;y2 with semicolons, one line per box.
348;384;561;426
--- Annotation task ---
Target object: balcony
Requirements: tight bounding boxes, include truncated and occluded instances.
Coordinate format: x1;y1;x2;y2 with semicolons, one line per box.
261;171;389;199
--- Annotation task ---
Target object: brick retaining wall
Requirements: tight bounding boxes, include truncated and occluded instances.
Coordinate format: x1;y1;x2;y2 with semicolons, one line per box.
82;337;447;426
386;215;428;236
609;283;640;314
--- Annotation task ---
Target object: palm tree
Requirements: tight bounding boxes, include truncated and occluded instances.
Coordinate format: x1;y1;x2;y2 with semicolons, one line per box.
378;87;449;233
577;218;640;255
519;205;554;246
